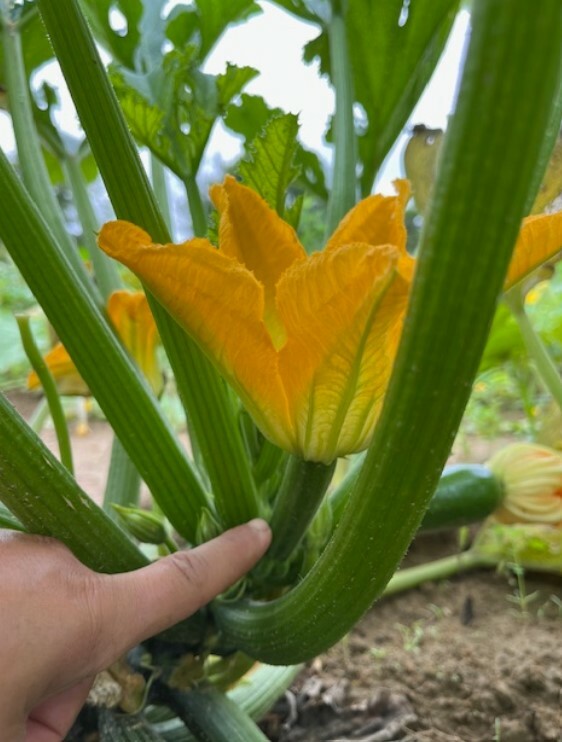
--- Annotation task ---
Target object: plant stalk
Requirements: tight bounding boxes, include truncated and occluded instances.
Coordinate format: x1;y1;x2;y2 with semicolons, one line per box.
505;289;562;412
383;550;494;597
150;153;172;232
63;155;121;299
16;315;74;472
325;3;357;235
0;7;98;304
268;457;336;561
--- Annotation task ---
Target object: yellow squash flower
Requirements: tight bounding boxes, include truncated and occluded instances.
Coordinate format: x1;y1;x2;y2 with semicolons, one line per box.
28;291;162;396
98;177;562;463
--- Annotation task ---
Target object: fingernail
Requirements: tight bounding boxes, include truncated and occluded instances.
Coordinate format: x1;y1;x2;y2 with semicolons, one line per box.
246;518;271;535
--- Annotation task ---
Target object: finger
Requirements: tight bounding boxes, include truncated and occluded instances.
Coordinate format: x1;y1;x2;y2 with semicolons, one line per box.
94;519;271;667
26;678;93;742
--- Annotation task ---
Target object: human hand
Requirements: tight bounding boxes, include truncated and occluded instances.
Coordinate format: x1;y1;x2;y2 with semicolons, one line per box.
0;519;271;741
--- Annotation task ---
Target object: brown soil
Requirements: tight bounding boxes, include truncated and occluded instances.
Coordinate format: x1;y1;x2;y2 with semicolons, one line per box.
7;392;562;741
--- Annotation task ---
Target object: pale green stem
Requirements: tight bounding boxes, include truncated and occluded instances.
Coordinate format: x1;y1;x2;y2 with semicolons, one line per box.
505;289;562;412
383;551;495;597
63;156;121;299
325;2;357;236
28;397;50;433
184;173;208;237
102;438;141;517
1;7;98;304
150;153;172;232
16;315;73;472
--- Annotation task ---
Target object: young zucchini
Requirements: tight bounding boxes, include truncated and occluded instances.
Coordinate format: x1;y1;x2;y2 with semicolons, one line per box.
420;464;504;531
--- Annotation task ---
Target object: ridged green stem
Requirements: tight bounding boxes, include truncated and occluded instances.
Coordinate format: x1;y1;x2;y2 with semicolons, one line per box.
37;0;261;530
268;458;336;561
215;0;562;663
0;392;147;572
63;154;143;516
505;290;562;412
156;686;269;742
63;155;121;298
1;6;98;304
0;149;208;541
325;3;357;235
383;551;494;598
16;315;74;472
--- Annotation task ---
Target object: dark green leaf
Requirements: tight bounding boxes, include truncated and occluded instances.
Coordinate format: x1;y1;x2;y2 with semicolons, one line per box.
305;0;460;195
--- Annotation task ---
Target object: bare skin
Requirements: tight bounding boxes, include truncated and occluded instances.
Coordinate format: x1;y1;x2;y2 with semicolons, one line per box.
0;519;271;741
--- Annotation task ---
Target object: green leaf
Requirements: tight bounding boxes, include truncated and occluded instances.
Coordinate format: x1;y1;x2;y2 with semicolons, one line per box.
239;113;301;218
112;55;258;179
479;304;525;373
189;0;262;58
268;0;329;23
227;94;328;202
78;0;145;69
305;0;460;195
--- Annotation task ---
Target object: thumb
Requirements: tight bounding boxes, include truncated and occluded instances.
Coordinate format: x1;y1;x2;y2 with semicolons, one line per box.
91;518;271;669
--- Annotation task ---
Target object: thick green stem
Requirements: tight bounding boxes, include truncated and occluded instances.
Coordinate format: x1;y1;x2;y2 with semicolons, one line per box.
16;315;74;472
325;4;357;235
37;0;261;529
215;0;562;663
0;149;208;542
268;458;336;561
1;7;98;304
505;290;562;412
383;551;493;598
157;685;269;742
64;156;143;516
63;155;121;299
0;392;147;572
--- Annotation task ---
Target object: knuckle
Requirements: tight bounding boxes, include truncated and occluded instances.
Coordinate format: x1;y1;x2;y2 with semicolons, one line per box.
167;550;210;593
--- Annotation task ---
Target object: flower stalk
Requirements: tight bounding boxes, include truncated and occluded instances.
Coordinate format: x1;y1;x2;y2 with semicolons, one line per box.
267;457;336;561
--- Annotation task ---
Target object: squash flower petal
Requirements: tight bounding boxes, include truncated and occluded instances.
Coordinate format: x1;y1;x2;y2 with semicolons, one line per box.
28;291;161;396
98;179;562;463
107;290;163;395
